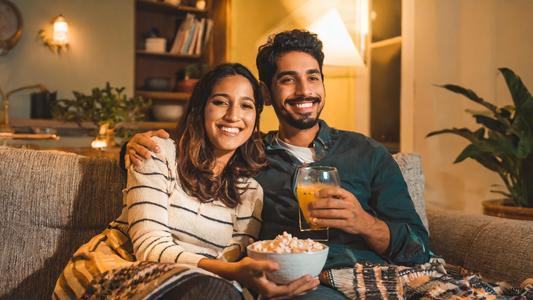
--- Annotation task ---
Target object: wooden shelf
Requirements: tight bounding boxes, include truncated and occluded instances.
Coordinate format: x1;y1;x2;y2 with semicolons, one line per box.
136;90;190;101
11;119;177;130
136;50;201;60
136;0;207;14
370;36;402;49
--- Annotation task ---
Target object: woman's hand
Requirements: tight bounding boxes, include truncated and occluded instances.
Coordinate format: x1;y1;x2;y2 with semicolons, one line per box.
231;257;320;299
199;257;320;299
125;129;169;167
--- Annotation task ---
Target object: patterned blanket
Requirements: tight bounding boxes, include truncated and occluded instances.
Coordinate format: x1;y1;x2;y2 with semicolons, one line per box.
320;258;533;299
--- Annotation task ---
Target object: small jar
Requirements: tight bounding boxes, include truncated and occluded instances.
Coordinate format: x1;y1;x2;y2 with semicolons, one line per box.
196;0;206;10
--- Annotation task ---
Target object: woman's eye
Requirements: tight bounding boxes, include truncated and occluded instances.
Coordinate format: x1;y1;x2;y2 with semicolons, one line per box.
242;103;255;110
211;99;228;106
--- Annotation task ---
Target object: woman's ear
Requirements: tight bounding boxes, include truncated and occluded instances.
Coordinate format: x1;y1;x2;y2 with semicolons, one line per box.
259;81;272;106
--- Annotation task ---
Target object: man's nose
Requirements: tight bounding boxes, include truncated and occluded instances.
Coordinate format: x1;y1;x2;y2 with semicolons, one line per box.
295;79;312;97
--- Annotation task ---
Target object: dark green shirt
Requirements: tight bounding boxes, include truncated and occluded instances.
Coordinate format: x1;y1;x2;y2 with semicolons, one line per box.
255;120;431;268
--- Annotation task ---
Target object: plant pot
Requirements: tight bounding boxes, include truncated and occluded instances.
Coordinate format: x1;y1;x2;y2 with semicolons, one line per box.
176;79;199;93
482;199;533;221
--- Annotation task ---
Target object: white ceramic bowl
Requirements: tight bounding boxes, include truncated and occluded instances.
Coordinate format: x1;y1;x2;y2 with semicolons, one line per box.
145;37;166;53
246;242;328;284
152;103;184;122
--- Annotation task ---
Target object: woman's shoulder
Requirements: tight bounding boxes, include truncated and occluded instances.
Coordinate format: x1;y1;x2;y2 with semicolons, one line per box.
240;177;262;192
238;177;263;203
150;137;177;160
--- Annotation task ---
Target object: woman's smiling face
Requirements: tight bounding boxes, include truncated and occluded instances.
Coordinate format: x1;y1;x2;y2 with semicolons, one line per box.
204;74;257;159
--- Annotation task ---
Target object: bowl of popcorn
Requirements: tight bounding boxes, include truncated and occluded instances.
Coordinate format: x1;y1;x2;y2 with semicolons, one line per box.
246;232;328;284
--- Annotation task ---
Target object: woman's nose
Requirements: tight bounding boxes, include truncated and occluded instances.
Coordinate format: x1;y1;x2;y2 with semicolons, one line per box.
223;105;240;122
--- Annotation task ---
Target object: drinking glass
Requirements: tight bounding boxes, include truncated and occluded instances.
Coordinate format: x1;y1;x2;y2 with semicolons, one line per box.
295;166;340;236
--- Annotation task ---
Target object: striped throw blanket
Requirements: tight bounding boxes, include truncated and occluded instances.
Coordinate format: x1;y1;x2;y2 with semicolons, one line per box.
320;258;533;299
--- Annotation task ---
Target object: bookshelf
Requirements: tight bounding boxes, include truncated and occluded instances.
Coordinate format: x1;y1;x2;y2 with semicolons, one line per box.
134;0;229;123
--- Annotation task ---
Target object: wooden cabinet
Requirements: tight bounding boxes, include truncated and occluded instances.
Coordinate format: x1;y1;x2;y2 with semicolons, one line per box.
369;0;401;153
134;0;229;123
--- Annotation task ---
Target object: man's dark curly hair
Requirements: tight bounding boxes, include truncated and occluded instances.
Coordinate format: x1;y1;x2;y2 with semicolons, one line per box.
256;29;324;90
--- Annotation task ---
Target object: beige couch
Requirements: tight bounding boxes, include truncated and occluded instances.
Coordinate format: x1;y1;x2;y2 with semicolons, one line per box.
1;147;531;299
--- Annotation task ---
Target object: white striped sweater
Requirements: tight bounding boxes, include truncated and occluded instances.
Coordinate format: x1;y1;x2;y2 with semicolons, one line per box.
114;137;263;266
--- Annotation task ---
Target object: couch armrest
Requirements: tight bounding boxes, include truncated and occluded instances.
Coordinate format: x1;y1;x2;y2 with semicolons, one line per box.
427;208;533;286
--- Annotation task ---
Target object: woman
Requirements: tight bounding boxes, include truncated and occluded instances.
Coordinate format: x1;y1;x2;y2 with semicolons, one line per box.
53;63;318;299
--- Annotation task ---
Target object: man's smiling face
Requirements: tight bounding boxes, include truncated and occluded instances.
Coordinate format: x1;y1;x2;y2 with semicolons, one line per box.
268;51;325;130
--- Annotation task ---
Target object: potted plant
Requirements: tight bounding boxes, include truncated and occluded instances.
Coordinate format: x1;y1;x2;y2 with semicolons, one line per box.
176;63;206;92
52;82;151;148
427;68;533;220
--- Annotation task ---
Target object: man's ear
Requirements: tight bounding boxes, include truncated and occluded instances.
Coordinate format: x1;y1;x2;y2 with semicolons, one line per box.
260;81;272;106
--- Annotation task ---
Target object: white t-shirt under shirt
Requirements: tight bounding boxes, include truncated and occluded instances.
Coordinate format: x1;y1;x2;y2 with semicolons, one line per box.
274;135;316;164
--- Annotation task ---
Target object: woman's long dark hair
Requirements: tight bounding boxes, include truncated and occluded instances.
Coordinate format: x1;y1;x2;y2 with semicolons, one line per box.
176;63;266;208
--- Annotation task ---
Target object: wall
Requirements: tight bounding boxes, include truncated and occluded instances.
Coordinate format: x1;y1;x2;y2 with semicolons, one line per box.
230;0;359;132
408;0;533;212
0;0;134;119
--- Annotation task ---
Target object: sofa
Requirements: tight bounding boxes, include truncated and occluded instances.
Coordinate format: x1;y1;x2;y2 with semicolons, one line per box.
1;147;532;299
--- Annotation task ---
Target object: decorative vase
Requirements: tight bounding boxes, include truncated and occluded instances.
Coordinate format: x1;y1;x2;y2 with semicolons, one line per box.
482;199;533;221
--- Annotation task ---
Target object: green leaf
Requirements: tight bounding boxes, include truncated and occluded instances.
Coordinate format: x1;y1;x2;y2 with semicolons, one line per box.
499;106;514;119
520;153;533;207
490;190;512;199
437;84;498;112
426;127;480;142
499;68;532;110
454;144;503;172
473;114;507;134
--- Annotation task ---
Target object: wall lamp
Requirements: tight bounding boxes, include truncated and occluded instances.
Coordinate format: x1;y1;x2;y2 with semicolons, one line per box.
39;14;70;54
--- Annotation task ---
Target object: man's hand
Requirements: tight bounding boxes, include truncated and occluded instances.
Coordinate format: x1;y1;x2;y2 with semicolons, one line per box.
234;257;320;299
125;129;170;168
308;186;391;255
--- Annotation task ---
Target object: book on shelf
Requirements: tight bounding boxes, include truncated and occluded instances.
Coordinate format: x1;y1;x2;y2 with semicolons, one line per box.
192;18;205;55
189;18;203;55
198;19;213;54
181;17;197;54
169;13;213;55
170;13;194;54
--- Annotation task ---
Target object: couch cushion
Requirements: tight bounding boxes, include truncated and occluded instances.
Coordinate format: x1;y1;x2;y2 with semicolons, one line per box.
427;208;533;286
0;147;124;299
392;153;428;230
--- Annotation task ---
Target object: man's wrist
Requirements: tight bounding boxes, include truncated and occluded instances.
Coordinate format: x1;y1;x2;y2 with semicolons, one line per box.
358;213;391;255
358;211;379;236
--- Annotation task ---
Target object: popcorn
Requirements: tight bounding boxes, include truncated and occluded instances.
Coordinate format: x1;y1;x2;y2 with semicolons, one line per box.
249;232;325;254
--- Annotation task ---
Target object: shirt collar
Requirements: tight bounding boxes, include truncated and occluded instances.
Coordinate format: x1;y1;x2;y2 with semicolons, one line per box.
263;119;333;152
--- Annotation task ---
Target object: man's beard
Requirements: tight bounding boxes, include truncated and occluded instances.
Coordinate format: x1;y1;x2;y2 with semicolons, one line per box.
273;97;322;129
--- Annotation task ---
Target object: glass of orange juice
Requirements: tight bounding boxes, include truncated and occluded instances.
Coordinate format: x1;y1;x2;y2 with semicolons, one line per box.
296;166;340;235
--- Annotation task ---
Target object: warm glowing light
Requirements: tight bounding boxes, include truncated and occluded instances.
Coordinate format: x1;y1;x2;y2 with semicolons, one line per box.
356;0;369;61
91;139;108;149
309;9;364;67
53;15;69;45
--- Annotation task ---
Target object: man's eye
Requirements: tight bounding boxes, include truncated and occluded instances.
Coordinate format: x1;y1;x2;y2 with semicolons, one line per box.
280;77;294;84
309;76;321;82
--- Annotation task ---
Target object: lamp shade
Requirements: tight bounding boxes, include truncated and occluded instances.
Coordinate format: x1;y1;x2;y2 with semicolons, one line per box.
53;15;69;45
309;9;364;67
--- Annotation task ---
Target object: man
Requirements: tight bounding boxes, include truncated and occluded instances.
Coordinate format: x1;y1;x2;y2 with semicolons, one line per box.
126;29;430;298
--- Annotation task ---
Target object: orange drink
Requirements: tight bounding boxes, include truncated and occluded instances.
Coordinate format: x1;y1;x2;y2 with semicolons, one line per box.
297;184;331;230
295;166;340;235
